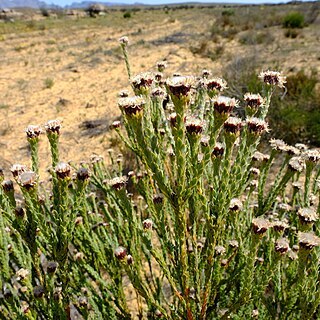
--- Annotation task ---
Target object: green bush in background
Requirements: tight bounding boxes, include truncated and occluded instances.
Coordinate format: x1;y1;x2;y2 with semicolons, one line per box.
123;11;132;19
223;57;319;146
283;12;305;29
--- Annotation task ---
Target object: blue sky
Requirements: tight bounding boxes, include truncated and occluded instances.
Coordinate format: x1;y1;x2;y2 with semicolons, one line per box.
45;0;315;6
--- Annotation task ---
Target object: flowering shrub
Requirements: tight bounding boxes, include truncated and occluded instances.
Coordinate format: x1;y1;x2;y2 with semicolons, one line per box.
0;38;319;319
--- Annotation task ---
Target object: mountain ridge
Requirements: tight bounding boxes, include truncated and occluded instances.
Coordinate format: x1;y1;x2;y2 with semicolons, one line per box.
0;0;310;9
0;0;135;8
0;0;52;8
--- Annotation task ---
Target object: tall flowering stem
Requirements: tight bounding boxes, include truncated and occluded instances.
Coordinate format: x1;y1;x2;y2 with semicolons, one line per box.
119;36;131;81
45;119;61;168
25;125;42;174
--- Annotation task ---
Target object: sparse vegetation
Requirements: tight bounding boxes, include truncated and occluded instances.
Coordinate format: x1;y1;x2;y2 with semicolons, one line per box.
239;30;275;45
44;78;54;89
284;28;300;38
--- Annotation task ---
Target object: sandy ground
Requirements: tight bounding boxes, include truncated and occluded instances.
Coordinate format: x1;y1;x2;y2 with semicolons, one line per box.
0;6;319;178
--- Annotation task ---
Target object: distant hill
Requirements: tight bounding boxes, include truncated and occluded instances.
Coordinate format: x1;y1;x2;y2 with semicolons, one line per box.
65;1;129;9
0;0;135;9
0;0;56;8
1;0;313;9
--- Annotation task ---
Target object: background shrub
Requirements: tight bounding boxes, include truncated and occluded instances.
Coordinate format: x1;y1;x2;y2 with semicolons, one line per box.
239;30;275;45
284;29;300;38
268;70;320;145
283;12;305;28
123;11;131;19
224;60;320;146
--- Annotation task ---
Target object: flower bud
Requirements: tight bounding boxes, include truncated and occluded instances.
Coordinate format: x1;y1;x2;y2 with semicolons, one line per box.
54;162;71;179
201;69;211;78
17;171;37;190
228;240;239;249
275;238;290;254
10;164;28;178
288;251;298;261
221;259;228;267
151;87;166;99
33;285;45;299
119;36;129;45
76;167;90;181
272;220;289;233
298;232;320;250
127;254;134;265
107;176;128;191
252;151;270;163
259;70;286;88
295;143;308;151
45;119;61;135
215;245;226;256
152;194;164;206
154;72;163;82
155;309;163;318
2;179;14;193
229;198;243;212
143;219;153;230
3;287;13;299
212;142;224;158
200;135;209;147
157;60;167;72
118;89;129;98
118;96;145;117
185;117;204;135
224;117;242;135
111;120;121;129
212;96;237;115
47;261;58;274
284;145;300;156
270;139;287;152
166;76;194;98
303;149;320;164
168;112;177;127
114;246;127;260
252;309;259;318
91;154;104;164
25;125;43;139
252;217;270;236
78;296;88;308
246;117;269;135
288;157;305;173
15;206;25;218
16;268;30;281
205;78;227;97
74;252;85;261
297;207;317;225
244;93;264;111
131;72;154;94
